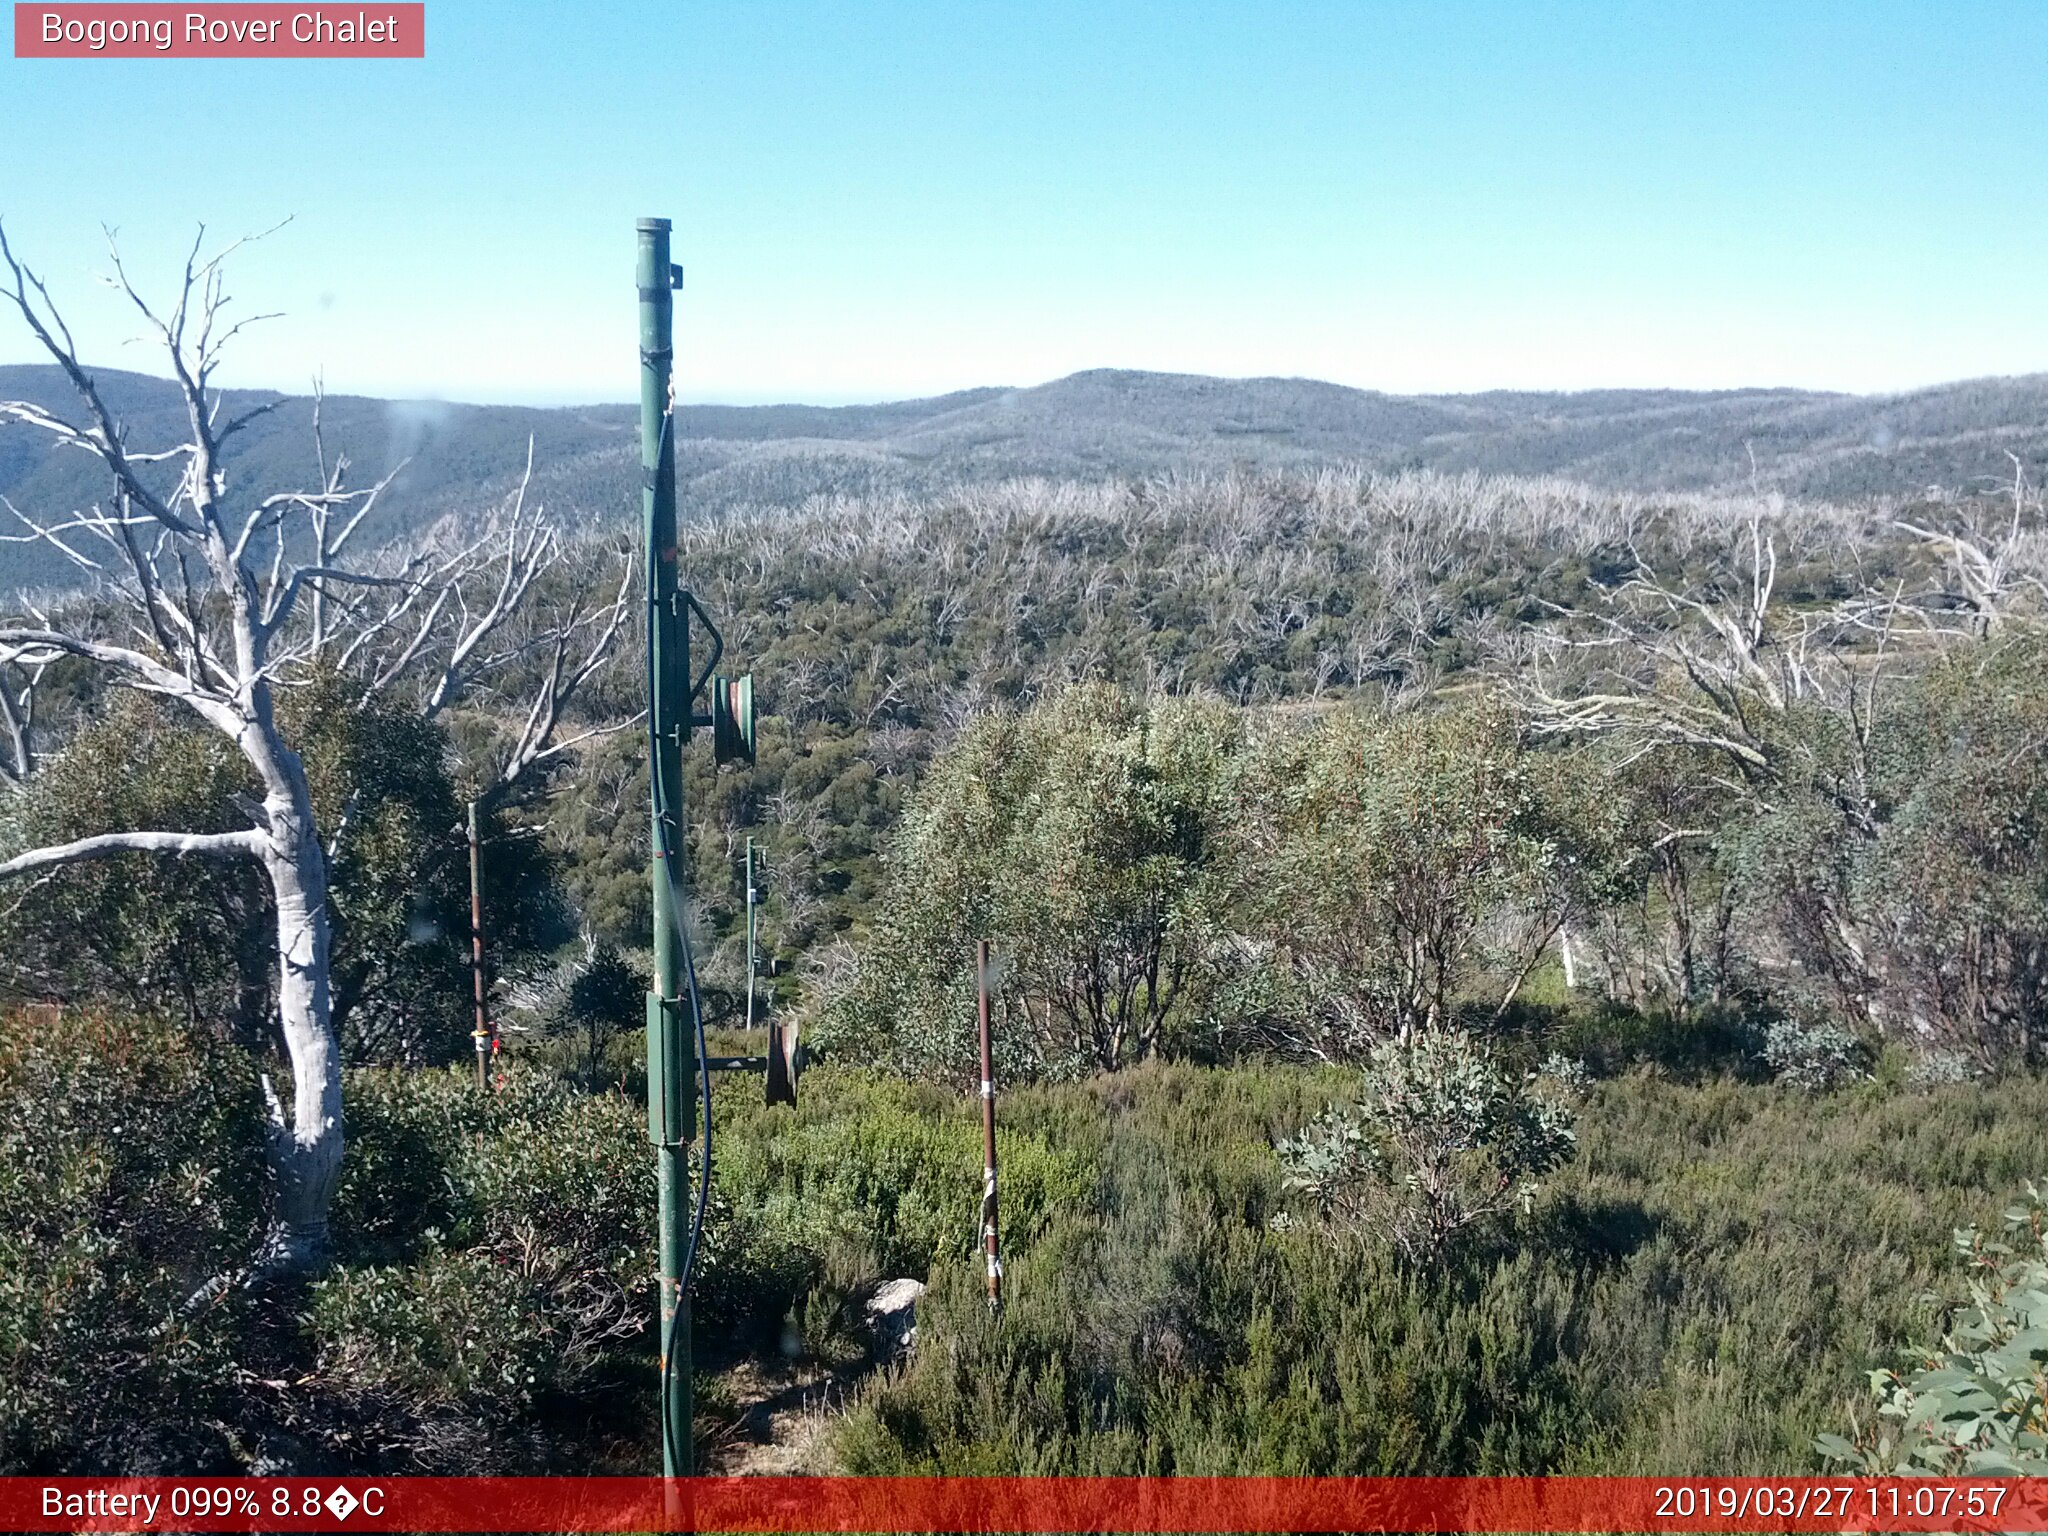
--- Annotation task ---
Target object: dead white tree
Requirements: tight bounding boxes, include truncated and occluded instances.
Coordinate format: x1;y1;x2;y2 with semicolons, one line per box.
1515;518;1907;1025
0;222;631;1273
1891;455;2048;639
0;647;45;784
1519;520;1832;783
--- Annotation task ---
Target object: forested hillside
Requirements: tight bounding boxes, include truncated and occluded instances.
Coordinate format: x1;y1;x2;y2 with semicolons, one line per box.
9;449;2048;1475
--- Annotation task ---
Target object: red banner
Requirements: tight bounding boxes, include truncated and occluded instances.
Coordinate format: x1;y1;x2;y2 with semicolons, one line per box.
3;1476;2044;1532
13;4;424;57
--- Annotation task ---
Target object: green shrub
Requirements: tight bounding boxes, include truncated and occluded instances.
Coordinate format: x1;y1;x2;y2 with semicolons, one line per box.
1235;703;1610;1057
0;681;573;1067
822;687;1243;1081
1819;1182;2048;1475
1761;1017;1870;1093
310;1066;654;1468
1546;1000;1763;1082
329;1066;498;1264
835;1061;2048;1475
0;700;271;1047
1907;1049;1979;1088
1278;1029;1576;1262
312;1246;554;1426
524;936;645;1089
705;1067;1095;1350
0;1007;264;1472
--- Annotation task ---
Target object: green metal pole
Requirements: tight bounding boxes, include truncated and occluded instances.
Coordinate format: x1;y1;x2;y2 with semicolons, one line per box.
638;216;694;1478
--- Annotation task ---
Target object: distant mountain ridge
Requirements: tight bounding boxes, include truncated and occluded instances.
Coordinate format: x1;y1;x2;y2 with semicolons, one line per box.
3;362;2045;593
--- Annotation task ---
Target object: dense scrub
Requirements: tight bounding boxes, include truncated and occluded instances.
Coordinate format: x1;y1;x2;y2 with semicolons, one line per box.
537;469;2044;1061
11;468;2039;1064
10;1007;2048;1476
547;470;1965;966
830;640;2048;1084
826;1059;2048;1475
0;676;569;1066
4;466;2046;1475
0;1007;264;1472
0;1010;655;1473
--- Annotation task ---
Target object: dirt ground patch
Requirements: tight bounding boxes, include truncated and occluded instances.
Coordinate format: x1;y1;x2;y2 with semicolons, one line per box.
701;1357;861;1475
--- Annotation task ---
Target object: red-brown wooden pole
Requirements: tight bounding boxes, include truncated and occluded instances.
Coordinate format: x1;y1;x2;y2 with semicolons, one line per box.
977;939;1001;1314
468;799;489;1090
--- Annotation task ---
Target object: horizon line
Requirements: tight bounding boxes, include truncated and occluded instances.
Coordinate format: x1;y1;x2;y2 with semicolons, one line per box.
2;358;2044;413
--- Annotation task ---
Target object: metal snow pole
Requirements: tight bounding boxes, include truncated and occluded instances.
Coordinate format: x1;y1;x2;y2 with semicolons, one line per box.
639;216;695;1478
977;940;1002;1314
467;799;489;1091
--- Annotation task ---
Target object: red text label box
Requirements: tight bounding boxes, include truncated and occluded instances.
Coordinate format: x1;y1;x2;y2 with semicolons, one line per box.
15;4;424;57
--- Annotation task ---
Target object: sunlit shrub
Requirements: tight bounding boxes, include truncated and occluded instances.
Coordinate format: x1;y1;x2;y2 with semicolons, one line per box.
1277;1029;1576;1262
1761;1017;1868;1093
310;1066;652;1467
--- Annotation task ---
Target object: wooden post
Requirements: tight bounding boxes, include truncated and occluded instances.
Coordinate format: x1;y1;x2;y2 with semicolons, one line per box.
468;799;489;1090
745;836;758;1033
976;939;1002;1314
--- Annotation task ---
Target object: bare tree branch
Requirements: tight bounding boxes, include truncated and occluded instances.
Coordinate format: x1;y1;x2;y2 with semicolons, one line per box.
0;221;638;1269
0;827;266;880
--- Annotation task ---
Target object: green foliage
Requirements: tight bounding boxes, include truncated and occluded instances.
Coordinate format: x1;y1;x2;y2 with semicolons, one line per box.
1562;741;1742;1013
703;1067;1094;1352
0;695;272;1046
327;1067;497;1265
825;686;1243;1080
526;936;645;1088
311;1066;653;1467
0;677;571;1067
1278;1029;1577;1262
1236;703;1616;1057
546;472;1836;997
1820;1183;2048;1475
0;1006;265;1472
1760;1017;1869;1093
285;670;572;1065
524;473;2042;1078
16;1003;2048;1479
1855;636;2048;1064
8;458;2048;1481
1671;631;2048;1067
831;1060;2048;1475
833;688;1635;1079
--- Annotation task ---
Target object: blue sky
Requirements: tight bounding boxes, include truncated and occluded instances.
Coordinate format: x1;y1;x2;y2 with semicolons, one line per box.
1;1;2043;404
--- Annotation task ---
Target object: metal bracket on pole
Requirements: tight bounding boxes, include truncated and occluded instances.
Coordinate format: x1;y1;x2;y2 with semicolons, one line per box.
645;993;691;1147
699;1042;806;1094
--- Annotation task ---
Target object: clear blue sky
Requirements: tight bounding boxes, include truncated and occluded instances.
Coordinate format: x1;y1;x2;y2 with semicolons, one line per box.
1;1;2043;405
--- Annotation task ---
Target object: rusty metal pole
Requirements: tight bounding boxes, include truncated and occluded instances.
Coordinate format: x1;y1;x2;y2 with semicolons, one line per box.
468;798;489;1090
976;939;1002;1314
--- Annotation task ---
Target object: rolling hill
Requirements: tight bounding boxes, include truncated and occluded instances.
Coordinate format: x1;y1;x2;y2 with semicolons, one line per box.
3;362;2045;593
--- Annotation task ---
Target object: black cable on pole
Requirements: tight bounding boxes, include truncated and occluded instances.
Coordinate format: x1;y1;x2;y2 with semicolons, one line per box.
647;409;714;1478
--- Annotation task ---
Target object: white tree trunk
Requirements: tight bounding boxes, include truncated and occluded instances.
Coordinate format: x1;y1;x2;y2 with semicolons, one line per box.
0;228;627;1279
254;748;344;1272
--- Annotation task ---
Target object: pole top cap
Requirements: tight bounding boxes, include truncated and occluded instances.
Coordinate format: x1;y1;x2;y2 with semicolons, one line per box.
637;217;672;233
